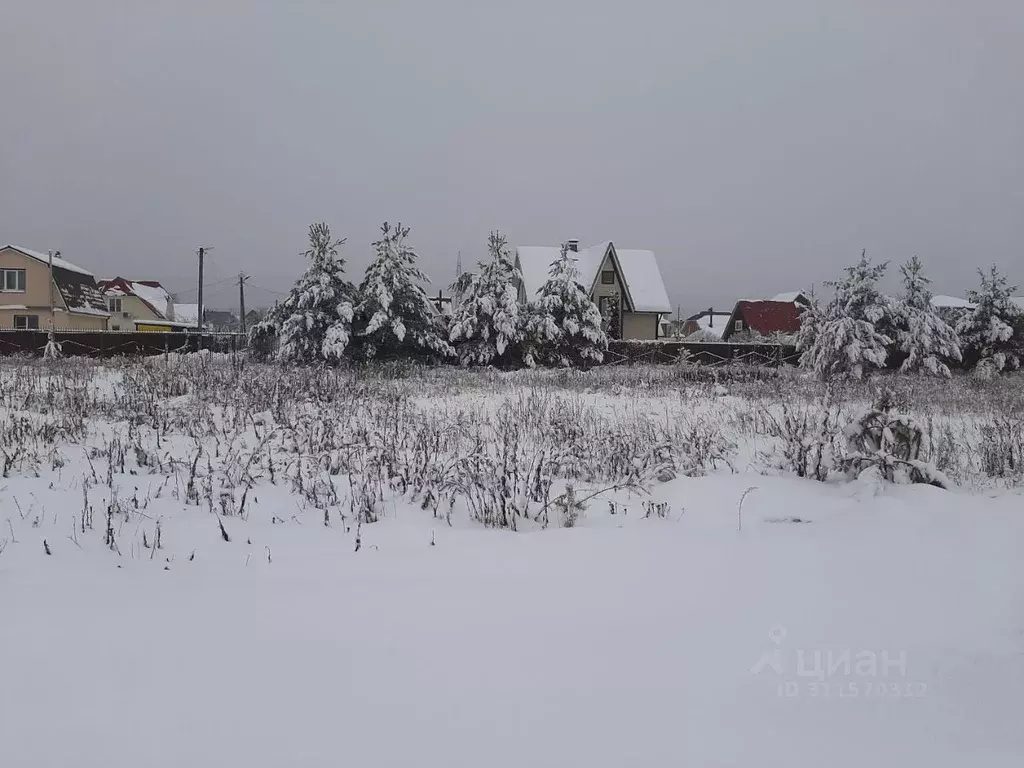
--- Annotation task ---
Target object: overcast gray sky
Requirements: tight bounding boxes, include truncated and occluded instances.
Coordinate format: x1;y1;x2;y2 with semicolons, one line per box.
2;0;1022;314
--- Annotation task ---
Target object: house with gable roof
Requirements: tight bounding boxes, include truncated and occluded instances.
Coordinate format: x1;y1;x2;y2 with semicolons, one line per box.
514;240;672;340
97;277;179;331
721;299;804;342
0;245;110;330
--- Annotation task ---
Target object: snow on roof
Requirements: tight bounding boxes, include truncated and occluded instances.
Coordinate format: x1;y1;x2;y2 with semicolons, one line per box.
131;281;172;318
1;245;94;276
771;291;804;303
99;278;173;318
931;295;975;309
614;248;672;313
690;313;726;339
515;242;671;314
516;245;604;300
63;306;112;317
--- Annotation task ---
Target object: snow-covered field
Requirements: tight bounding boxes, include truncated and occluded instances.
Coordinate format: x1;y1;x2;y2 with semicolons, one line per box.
1;355;1023;767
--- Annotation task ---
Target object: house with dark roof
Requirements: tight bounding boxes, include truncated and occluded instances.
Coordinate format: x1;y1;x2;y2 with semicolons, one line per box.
204;309;239;332
721;299;804;342
514;240;672;340
97;277;176;331
0;245;109;330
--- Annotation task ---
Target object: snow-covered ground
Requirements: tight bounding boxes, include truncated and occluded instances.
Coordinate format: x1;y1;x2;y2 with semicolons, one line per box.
1;356;1022;766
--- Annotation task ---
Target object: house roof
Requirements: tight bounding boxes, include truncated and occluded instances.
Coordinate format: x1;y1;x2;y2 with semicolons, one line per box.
98;277;173;319
724;300;802;340
53;265;110;316
684;311;731;339
1;245;109;316
771;291;808;304
204;309;238;328
515;241;672;314
931;295;975;310
1;245;94;276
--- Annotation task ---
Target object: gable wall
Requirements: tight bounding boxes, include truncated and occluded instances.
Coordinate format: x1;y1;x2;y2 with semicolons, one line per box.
592;249;622;301
0;247;66;311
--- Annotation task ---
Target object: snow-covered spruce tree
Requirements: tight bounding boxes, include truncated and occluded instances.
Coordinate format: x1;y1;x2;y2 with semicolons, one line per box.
352;222;453;361
793;291;821;354
894;256;961;377
448;231;523;366
956;265;1021;373
249;222;356;364
798;251;894;381
521;243;607;367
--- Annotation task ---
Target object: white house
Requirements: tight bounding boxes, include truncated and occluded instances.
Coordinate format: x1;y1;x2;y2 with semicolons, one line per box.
514;240;672;340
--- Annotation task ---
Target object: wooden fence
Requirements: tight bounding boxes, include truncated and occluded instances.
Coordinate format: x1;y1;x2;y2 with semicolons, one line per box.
0;330;798;367
0;330;245;358
603;340;799;366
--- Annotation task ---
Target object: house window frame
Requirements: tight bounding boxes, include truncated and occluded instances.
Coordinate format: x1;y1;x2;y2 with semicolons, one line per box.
601;270;615;285
1;268;27;292
108;297;123;313
734;320;744;332
14;314;40;330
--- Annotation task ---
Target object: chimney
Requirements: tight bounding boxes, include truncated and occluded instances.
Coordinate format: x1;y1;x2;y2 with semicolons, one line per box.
567;239;579;253
708;307;714;327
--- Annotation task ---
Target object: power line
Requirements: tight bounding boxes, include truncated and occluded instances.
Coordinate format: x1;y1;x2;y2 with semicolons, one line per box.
168;276;236;298
247;282;289;296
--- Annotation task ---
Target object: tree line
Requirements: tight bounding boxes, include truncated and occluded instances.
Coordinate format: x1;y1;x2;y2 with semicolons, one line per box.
250;223;607;367
797;252;1023;379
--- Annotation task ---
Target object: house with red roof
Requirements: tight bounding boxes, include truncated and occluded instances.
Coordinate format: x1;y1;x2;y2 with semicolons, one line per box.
720;299;804;342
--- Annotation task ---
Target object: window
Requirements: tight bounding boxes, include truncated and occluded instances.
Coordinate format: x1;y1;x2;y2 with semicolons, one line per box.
1;269;26;292
108;297;122;313
735;320;744;332
601;270;615;285
14;315;39;330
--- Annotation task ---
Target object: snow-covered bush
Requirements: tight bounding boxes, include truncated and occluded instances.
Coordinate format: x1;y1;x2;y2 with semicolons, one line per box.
521;243;607;368
841;398;948;488
353;222;453;361
798;252;896;381
250;222;356;364
894;256;961;377
957;266;1022;373
448;232;523;366
978;414;1024;480
759;395;844;481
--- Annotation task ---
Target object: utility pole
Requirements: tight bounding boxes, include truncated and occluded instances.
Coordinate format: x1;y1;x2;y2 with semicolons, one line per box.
48;250;55;330
238;272;250;338
196;246;212;346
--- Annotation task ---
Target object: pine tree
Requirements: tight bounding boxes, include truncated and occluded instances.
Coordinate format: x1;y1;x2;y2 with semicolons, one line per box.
249;222;356;364
448;232;523;366
794;290;821;355
956;265;1022;372
798;251;894;381
522;243;607;367
895;256;961;377
353;222;453;361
